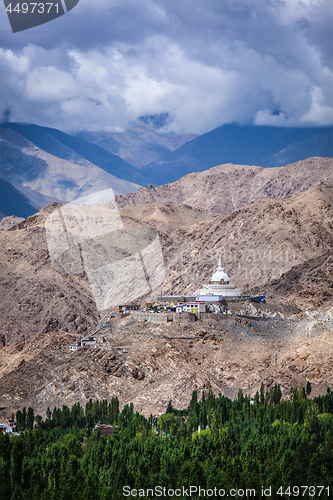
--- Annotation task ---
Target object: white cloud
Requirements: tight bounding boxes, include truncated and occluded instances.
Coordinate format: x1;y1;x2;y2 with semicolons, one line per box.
26;66;78;101
301;87;333;125
0;0;332;132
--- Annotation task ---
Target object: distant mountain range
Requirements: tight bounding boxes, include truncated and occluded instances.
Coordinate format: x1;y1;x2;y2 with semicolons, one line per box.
0;124;145;219
0;122;149;186
0;120;332;219
0;178;55;219
141;123;333;185
77;117;197;170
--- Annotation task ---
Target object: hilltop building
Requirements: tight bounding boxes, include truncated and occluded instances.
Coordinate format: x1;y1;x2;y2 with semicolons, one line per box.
194;257;241;299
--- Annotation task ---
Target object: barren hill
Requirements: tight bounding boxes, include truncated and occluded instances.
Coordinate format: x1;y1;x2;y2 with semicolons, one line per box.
0;183;332;418
117;183;333;305
116;157;333;213
0;204;100;345
1;183;332;347
254;250;333;310
0;303;332;419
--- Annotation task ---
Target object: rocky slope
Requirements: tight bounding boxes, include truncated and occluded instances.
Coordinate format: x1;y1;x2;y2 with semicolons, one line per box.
0;305;332;419
0;183;332;418
1;183;332;346
0;203;100;345
117;182;333;303
0;216;25;230
116;157;333;213
255;251;333;310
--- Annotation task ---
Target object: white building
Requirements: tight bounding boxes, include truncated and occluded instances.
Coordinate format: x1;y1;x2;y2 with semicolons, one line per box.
70;337;96;350
175;302;206;313
0;421;16;434
183;302;206;313
194;257;241;298
196;295;224;302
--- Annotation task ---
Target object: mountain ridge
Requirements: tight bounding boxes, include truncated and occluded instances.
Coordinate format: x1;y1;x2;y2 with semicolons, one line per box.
141;123;333;185
0;183;332;417
77;122;197;170
0;122;150;186
1;182;332;346
0;128;142;214
116;157;333;213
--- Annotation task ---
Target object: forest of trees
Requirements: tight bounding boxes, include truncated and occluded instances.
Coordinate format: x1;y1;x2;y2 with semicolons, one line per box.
0;384;332;499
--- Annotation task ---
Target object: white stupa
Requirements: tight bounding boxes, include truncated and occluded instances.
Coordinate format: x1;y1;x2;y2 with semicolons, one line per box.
194;257;241;299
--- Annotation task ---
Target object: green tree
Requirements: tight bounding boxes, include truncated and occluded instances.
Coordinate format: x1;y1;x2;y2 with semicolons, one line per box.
26;407;34;431
189;390;198;410
306;381;312;397
22;407;27;429
16;410;23;432
260;382;265;406
166;400;173;414
273;384;282;405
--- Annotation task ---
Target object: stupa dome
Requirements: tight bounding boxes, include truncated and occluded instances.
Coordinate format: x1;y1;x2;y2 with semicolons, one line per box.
211;257;229;283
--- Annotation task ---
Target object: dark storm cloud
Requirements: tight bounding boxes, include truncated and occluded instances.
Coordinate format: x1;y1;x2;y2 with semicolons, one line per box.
0;0;332;133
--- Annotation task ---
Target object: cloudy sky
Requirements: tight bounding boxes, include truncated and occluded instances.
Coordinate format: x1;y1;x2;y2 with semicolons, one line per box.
0;0;332;134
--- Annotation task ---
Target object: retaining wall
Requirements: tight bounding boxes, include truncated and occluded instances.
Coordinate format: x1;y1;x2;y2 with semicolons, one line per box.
130;312;168;324
131;311;229;324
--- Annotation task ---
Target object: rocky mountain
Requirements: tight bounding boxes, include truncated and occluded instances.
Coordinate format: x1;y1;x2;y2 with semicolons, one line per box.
0;203;100;346
1;183;331;345
0;178;54;219
0;306;332;419
0;181;332;418
255;250;333;310
0;128;141;212
141;123;333;185
116;157;333;213
0;122;150;186
117;183;333;304
77;117;196;169
0;216;25;230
